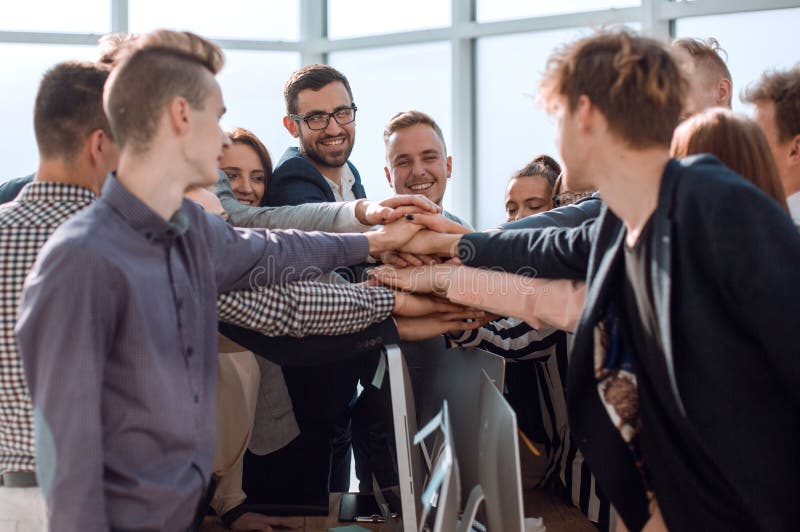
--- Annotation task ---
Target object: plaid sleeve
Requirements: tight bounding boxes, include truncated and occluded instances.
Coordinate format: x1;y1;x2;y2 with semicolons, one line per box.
217;281;395;337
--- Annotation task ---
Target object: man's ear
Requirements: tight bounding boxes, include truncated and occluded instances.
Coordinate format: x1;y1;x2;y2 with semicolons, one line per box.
384;166;393;187
283;115;299;138
575;94;594;133
788;133;800;167
445;155;453;178
87;129;104;162
86;129;115;194
717;78;733;108
88;129;116;168
168;96;190;136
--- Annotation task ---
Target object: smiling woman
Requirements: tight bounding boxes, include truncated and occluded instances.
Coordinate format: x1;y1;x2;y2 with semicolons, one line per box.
220;127;273;206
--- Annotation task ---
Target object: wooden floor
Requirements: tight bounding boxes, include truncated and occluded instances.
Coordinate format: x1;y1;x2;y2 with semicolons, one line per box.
201;440;596;531
518;437;597;532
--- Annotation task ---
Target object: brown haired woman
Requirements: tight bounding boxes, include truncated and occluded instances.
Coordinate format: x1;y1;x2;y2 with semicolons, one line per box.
671;108;789;211
220;127;273;207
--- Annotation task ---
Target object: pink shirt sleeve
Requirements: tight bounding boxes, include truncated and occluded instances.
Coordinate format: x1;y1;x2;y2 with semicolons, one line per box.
445;265;586;332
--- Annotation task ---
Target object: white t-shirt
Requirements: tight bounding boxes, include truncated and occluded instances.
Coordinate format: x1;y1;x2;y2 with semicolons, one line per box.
787;190;800;230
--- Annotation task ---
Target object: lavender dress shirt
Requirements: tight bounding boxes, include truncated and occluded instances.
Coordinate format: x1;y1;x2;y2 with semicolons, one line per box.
15;176;370;531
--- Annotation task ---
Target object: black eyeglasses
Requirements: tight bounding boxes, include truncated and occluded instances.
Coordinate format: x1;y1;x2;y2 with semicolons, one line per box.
289;105;357;130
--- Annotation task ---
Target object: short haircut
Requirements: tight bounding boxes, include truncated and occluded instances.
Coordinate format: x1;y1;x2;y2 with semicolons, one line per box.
383;110;447;154
673;37;732;96
671;108;788;211
227;127;273;205
34;60;112;161
742;65;800;143
283;64;353;115
104;29;224;152
539;29;687;148
511;154;561;190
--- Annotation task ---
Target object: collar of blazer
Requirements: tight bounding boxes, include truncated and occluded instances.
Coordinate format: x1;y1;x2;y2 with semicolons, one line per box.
575;159;687;416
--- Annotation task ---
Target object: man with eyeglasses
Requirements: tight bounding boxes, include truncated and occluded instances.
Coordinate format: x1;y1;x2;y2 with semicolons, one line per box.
245;64;376;506
267;64;364;206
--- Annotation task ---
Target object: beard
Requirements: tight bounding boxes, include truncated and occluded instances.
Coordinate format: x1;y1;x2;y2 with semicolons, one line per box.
299;131;355;170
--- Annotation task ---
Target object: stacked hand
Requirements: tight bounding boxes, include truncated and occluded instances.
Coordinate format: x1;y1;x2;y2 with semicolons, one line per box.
389;289;484;340
370;264;455;297
379;213;470;266
362;210;492;341
355;194;441;226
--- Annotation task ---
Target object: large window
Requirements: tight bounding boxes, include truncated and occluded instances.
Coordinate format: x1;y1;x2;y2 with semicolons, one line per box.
129;0;300;41
217;50;301;164
475;29;577;229
328;0;451;39
477;0;639;22
0;44;97;180
2;0;110;33
329;42;452;207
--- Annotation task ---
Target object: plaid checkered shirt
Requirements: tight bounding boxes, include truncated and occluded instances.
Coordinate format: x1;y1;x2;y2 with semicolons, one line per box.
0;182;96;474
1;181;395;475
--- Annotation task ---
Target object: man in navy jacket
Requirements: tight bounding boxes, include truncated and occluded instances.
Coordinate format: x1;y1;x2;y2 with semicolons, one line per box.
267;64;366;206
249;65;375;500
401;30;800;531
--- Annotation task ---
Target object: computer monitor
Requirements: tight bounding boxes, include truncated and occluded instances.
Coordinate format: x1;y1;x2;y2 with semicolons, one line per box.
415;400;461;532
401;340;505;507
478;370;525;532
386;344;425;532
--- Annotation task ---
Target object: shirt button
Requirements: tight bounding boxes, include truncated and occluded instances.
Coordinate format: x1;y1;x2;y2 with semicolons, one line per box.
187;346;193;357
194;393;199;403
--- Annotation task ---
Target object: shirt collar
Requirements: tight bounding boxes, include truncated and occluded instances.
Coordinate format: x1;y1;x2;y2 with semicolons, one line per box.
101;173;190;245
322;165;356;201
17;181;96;205
787;190;800;226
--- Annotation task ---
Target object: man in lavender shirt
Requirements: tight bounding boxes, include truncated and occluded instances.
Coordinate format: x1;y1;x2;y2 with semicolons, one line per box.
15;30;421;531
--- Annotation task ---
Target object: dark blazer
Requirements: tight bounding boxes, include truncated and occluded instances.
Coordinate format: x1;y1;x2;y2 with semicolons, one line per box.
460;155;800;531
0;174;34;204
266;147;366;206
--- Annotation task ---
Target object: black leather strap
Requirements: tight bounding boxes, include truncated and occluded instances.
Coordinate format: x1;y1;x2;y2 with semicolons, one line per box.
0;471;38;487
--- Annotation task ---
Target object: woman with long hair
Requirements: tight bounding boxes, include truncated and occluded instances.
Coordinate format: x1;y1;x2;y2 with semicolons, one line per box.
671;108;789;211
220;127;273;207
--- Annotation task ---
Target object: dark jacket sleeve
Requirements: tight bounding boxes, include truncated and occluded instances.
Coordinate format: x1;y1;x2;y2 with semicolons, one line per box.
218;317;400;367
499;196;601;231
459;218;596;280
0;174;34;204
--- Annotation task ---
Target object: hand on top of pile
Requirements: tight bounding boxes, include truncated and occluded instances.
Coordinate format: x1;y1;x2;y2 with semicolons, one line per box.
354;194;441;226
